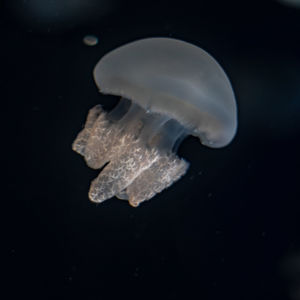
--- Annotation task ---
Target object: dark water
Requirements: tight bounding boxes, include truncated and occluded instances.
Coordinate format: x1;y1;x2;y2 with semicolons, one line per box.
3;1;300;299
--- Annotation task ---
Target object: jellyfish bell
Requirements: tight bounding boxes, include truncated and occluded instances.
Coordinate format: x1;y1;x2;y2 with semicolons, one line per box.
94;38;237;148
72;37;238;207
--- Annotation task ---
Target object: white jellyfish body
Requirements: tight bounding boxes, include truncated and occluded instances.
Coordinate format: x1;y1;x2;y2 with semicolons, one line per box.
72;38;238;207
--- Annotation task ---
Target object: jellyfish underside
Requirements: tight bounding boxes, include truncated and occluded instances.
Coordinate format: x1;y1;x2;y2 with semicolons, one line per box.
72;98;190;207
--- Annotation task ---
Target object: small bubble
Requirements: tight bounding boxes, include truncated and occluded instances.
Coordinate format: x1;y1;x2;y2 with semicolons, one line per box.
83;35;98;46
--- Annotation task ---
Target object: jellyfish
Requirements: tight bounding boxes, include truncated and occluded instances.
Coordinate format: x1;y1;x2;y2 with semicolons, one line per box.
72;38;237;207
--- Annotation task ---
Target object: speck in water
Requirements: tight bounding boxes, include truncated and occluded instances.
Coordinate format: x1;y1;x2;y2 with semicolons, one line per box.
83;35;98;46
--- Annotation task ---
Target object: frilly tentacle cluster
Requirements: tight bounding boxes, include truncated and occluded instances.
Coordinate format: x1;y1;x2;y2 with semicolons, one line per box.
72;105;189;207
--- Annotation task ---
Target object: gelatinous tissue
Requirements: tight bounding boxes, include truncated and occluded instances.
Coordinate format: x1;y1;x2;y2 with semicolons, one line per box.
72;37;237;207
72;103;189;207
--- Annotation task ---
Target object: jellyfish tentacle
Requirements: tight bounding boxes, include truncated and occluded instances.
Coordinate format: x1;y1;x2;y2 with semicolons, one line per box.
75;101;192;205
125;153;189;207
84;101;146;170
72;104;103;156
88;140;159;203
84;112;117;169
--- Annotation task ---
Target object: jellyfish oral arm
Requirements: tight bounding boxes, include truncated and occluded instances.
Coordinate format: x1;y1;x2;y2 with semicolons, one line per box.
72;99;189;206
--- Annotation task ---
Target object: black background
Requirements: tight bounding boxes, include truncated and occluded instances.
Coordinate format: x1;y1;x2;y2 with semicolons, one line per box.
3;0;300;299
